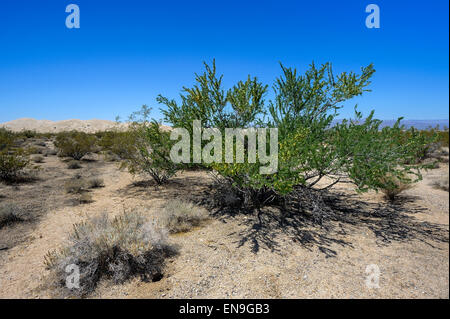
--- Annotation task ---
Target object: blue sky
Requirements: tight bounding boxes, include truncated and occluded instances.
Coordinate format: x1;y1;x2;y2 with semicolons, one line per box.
0;0;448;123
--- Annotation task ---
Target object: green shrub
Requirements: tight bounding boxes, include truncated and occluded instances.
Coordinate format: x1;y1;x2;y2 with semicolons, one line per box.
160;200;209;233
117;106;180;185
55;131;96;160
98;130;137;160
0;148;30;183
159;61;434;218
44;210;174;296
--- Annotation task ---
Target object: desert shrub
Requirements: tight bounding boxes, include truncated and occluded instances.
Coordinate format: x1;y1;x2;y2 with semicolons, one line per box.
67;160;82;169
0;203;27;228
44;210;174;296
32;155;44;163
65;178;86;194
98;130;137;160
0;128;14;151
160;200;209;233
0;148;30;183
379;174;414;201
431;175;449;192
117;106;180;185
159;61;434;220
87;177;104;189
54;131;96;160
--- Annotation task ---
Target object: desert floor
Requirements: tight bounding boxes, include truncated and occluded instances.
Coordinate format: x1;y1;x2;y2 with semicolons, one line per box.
0;139;448;299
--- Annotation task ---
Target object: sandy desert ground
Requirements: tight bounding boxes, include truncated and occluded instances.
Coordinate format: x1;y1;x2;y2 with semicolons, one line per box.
0;133;448;299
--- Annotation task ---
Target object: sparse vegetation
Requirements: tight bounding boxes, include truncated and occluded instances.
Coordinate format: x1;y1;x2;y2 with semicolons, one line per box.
55;131;96;160
44;210;175;296
160;200;209;233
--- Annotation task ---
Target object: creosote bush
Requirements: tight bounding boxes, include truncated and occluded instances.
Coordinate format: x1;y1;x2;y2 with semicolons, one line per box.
160;200;209;233
55;131;96;160
0;129;30;183
114;106;180;185
158;60;435;220
44;210;175;296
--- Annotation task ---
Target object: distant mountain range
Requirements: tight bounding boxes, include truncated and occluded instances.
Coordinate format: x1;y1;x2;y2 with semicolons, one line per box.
0;118;448;133
332;119;449;130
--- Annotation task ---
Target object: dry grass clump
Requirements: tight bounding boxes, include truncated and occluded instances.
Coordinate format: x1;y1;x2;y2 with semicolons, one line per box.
44;210;175;296
430;175;449;192
379;174;414;201
77;193;93;204
0;203;28;228
32;155;44;163
44;149;58;156
67;160;82;169
160;200;209;233
87;178;104;189
64;178;86;194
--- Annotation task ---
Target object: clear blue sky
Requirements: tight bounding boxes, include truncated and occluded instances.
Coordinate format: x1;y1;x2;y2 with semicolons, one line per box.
0;0;448;123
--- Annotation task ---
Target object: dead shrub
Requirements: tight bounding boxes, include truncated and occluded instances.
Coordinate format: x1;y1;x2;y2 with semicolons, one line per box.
160;199;209;233
44;210;175;296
